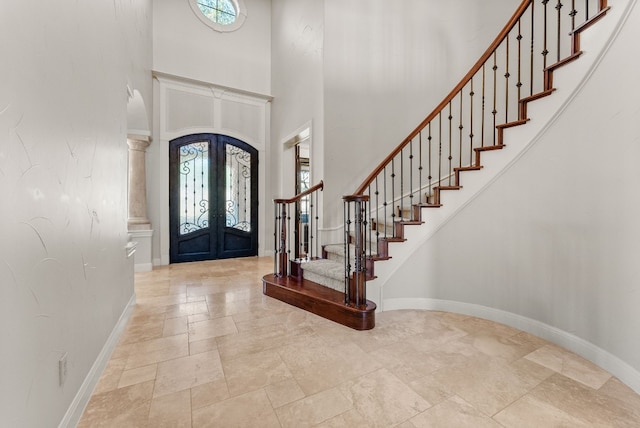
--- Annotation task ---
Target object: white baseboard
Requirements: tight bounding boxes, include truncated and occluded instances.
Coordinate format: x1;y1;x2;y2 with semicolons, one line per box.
134;262;153;272
383;297;640;395
58;294;136;428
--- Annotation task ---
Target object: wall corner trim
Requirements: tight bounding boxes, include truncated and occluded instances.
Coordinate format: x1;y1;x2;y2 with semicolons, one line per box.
152;70;274;102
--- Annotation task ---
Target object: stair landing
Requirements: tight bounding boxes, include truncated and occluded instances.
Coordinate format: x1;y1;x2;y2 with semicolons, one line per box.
262;274;376;330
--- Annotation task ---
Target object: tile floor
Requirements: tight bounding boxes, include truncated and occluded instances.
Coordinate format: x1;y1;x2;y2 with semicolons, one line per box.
79;257;640;427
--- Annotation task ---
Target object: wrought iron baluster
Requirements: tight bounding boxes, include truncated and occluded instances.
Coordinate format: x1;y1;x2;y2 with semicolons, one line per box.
409;139;414;219
343;200;350;304
271;181;322;277
448;101;453;185
391;159;396;232
295;200;301;258
399;148;404;221
469;77;475;165
418;131;423;205
505;32;510;123
543;0;549;70
517;19;523;112
438;112;443;188
428;124;433;199
286;204;291;266
570;0;577;30
556;0;563;62
383;166;388;239
374;177;380;245
356;199;364;306
367;186;372;258
309;191;314;260
315;191;320;258
585;0;589;20
482;64;487;148
279;202;287;276
492;51;498;146
530;0;535;96
273;203;278;276
458;91;463;169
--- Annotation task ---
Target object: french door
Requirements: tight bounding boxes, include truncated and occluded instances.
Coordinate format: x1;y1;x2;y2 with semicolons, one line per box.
169;134;258;263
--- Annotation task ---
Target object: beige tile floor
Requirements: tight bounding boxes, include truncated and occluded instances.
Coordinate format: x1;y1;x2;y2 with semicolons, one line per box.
79;257;640;427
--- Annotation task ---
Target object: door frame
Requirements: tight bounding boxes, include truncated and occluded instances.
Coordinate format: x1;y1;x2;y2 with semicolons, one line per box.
169;133;259;263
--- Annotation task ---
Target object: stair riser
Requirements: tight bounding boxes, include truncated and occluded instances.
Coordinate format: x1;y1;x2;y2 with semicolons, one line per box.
302;270;344;292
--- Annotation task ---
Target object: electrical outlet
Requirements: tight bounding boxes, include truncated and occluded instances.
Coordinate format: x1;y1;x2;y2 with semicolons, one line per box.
59;353;68;386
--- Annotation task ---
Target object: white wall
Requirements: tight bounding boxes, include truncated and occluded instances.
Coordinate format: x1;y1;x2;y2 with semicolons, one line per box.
153;0;271;96
0;0;152;426
385;0;640;392
271;0;325;205
321;0;520;225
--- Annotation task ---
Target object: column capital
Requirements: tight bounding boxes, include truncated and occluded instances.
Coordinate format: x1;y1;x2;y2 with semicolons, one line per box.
127;134;152;151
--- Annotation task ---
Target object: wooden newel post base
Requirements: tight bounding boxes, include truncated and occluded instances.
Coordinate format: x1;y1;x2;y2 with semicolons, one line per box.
278;253;288;277
343;194;369;308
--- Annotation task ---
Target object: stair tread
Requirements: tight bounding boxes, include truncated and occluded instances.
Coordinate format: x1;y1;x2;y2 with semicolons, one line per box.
372;216;413;222
435;185;461;190
454;165;483;171
324;243;378;257
520;88;555;103
570;7;609;34
496;119;529;129
545;51;582;72
475;144;505;152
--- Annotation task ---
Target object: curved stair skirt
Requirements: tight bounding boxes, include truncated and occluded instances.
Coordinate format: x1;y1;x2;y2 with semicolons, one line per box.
262;274;376;330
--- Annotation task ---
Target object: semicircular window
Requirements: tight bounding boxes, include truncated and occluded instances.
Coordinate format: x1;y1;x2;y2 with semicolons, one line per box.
189;0;246;32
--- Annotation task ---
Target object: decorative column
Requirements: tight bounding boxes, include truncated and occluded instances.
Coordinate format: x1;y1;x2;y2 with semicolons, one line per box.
127;134;153;272
127;135;152;230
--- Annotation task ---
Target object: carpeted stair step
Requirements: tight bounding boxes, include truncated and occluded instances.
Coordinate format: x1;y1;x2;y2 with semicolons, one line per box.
300;259;345;292
323;243;378;263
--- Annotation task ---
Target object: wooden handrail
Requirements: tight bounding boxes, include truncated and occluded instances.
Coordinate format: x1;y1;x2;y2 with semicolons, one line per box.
352;0;532;196
275;180;324;204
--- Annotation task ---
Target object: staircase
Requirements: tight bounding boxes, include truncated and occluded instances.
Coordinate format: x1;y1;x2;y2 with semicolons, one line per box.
263;0;612;330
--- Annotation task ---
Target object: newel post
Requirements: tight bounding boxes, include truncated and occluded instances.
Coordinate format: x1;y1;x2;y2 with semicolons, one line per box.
343;194;369;308
274;201;289;277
